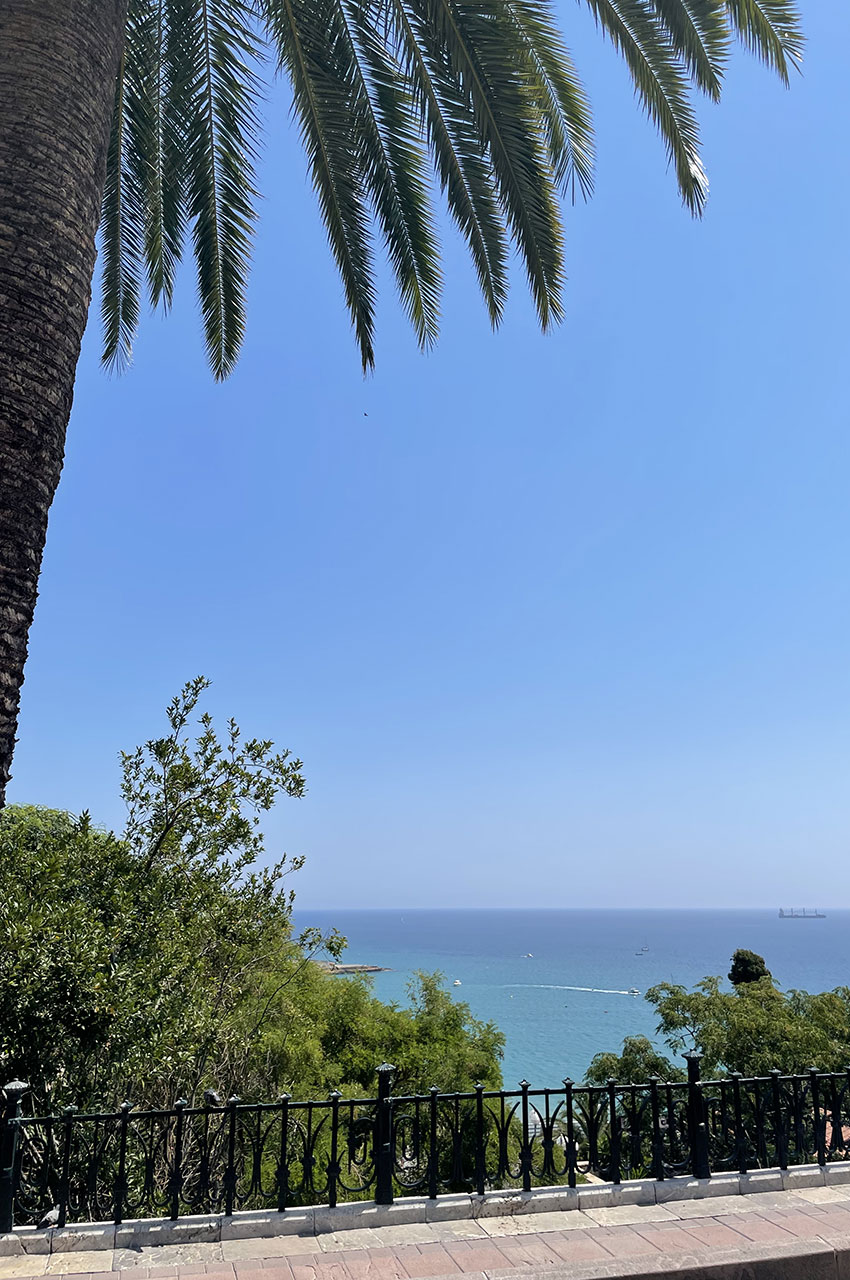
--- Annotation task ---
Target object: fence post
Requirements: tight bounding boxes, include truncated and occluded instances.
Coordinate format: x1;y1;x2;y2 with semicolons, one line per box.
519;1081;532;1192
374;1064;395;1206
0;1082;28;1234
607;1080;621;1185
684;1053;710;1180
809;1069;826;1167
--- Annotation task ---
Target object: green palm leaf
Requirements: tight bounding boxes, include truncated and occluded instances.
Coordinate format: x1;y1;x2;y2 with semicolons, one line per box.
98;0;803;373
390;0;510;323
649;0;729;99
178;0;262;379
261;0;378;366
131;0;189;309
335;0;442;347
101;8;148;373
412;0;564;326
504;0;595;198
584;0;708;213
723;0;803;83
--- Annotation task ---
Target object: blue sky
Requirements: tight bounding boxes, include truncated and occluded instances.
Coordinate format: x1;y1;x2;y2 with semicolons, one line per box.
10;0;850;907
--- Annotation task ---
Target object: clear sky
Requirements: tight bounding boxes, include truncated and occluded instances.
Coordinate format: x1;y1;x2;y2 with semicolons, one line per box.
10;0;849;908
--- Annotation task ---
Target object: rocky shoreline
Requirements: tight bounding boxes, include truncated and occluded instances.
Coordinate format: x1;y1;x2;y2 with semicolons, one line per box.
316;961;391;974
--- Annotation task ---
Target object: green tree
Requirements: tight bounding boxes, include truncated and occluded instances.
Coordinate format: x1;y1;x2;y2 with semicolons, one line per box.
0;679;503;1110
728;948;771;986
0;0;802;804
585;1035;685;1086
645;974;850;1078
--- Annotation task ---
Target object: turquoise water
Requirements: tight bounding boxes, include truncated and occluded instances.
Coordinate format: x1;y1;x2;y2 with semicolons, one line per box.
293;908;850;1087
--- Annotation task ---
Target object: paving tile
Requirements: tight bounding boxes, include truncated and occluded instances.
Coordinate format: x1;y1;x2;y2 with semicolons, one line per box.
148;1269;178;1278
333;1246;409;1280
795;1187;850;1206
316;1235;382;1256
760;1210;839;1239
477;1234;562;1268
582;1205;675;1227
527;1231;612;1265
477;1214;591;1238
441;1239;511;1271
231;1264;265;1272
678;1219;749;1249
632;1223;709;1253
354;1229;433;1250
286;1256;348;1280
391;1243;460;1276
583;1226;659;1258
723;1213;799;1244
664;1194;751;1219
223;1243;319;1264
419;1224;484;1244
114;1248;223;1271
46;1255;116;1275
0;1260;49;1277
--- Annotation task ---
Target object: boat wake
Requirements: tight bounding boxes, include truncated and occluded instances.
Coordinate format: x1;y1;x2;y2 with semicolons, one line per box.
506;983;636;997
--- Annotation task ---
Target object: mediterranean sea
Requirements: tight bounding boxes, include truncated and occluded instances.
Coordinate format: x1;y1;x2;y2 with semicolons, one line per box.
293;908;850;1088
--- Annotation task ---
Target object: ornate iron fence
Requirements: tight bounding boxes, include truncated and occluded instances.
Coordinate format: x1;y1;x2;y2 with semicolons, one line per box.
2;1056;850;1231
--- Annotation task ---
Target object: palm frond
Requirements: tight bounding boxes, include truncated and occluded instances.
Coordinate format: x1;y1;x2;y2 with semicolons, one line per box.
129;0;189;309
411;0;564;326
584;0;708;213
504;0;595;198
101;16;147;373
179;0;262;379
650;0;729;99
390;0;509;324
337;0;442;348
723;0;803;83
261;0;377;367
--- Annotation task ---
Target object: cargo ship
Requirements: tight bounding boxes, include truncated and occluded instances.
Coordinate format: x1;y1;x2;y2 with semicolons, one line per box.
778;908;826;919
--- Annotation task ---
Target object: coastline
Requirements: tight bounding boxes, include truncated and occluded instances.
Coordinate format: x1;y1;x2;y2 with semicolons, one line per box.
316;961;391;974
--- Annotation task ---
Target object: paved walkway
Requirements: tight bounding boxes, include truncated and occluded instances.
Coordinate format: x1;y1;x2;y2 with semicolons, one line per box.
6;1187;850;1280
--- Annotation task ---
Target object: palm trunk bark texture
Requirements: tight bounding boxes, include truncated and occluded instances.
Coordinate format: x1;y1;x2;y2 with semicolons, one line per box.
0;0;126;804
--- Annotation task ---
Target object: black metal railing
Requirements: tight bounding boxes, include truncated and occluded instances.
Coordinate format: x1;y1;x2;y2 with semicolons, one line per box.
3;1056;850;1231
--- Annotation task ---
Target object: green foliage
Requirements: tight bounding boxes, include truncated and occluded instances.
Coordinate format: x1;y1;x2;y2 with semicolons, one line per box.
585;1035;685;1085
728;948;771;986
101;0;803;375
0;681;502;1112
644;974;850;1078
591;950;850;1082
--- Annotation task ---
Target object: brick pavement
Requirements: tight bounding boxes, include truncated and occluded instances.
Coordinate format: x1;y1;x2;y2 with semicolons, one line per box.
5;1187;850;1280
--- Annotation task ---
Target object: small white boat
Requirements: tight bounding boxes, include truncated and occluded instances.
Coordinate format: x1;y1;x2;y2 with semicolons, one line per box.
453;979;462;986
628;987;640;996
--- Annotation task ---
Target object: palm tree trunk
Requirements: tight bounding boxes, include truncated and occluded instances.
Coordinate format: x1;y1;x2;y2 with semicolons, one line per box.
0;0;126;804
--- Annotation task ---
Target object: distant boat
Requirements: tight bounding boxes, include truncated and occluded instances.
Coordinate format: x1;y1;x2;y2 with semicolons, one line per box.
628;987;641;996
522;952;534;958
453;979;462;986
779;908;825;919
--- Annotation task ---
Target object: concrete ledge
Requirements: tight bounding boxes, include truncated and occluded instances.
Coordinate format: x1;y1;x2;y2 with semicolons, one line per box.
3;1161;849;1256
220;1208;315;1239
740;1168;784;1194
50;1225;115;1254
114;1215;220;1250
783;1164;826;1189
654;1173;740;1203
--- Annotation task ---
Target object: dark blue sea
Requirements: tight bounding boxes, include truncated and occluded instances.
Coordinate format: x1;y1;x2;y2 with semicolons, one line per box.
293;909;850;1087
